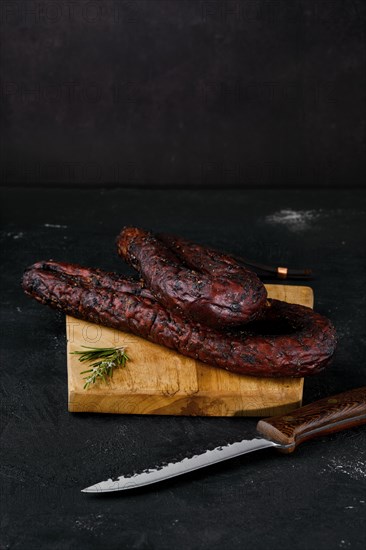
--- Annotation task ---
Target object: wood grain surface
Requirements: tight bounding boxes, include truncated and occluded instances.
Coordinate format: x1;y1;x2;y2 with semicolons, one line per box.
257;386;366;452
67;284;313;417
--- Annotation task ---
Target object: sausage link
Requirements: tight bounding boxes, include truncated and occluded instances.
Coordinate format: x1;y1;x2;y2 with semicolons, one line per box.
22;263;337;378
116;227;267;327
30;260;154;298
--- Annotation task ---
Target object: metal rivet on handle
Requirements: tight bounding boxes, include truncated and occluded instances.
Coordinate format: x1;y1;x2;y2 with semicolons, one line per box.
277;267;288;279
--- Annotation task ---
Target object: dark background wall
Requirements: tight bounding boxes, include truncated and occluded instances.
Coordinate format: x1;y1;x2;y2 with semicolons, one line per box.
0;0;365;188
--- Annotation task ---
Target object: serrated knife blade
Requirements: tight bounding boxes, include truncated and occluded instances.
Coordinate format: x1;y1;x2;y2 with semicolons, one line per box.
82;437;279;493
81;387;366;493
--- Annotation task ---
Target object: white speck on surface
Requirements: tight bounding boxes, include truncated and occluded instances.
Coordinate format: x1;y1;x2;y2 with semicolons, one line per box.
74;514;104;533
44;223;68;228
265;209;321;232
16;307;22;313
6;231;24;239
344;506;354;509
75;519;94;532
328;457;366;480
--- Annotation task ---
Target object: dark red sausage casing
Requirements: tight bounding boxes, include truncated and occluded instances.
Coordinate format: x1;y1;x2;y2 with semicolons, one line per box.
22;262;337;378
116;227;268;327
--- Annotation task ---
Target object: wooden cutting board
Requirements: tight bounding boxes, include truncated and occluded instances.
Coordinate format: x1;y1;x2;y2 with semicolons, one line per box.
67;284;313;417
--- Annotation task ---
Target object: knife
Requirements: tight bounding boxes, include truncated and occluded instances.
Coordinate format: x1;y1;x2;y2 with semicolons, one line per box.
82;386;366;493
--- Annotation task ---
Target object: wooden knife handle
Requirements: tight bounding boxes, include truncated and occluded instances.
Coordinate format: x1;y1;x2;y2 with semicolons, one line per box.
257;387;366;453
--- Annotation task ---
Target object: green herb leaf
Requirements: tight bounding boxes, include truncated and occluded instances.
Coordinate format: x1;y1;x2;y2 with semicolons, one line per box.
71;346;129;389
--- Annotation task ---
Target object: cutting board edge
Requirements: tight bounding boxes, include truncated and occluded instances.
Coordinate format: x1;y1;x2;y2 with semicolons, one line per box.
68;390;303;417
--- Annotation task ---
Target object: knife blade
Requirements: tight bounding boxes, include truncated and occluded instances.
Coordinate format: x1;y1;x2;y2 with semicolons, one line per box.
82;386;366;493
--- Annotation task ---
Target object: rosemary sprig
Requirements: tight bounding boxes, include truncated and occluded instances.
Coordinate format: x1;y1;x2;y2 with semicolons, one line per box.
71;346;129;389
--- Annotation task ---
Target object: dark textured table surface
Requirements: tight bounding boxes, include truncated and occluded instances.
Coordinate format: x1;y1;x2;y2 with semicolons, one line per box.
1;187;365;550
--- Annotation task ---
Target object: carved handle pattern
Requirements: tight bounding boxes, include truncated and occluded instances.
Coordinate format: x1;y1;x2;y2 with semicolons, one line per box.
257;387;366;453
